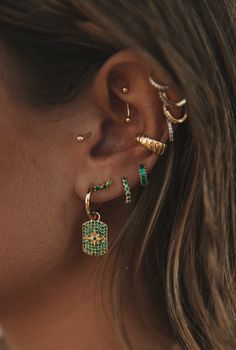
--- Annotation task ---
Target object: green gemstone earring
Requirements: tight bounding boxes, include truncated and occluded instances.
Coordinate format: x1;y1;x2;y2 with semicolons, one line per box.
94;179;112;192
82;182;112;256
139;164;148;187
121;177;132;204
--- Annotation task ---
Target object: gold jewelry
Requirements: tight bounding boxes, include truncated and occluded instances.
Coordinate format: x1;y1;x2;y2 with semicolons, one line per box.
148;75;188;141
135;134;167;155
121;177;132;204
163;104;188;124
82;187;108;256
159;91;186;107
122;86;129;94
121;86;132;123
148;75;169;91
94;180;112;192
76;132;92;143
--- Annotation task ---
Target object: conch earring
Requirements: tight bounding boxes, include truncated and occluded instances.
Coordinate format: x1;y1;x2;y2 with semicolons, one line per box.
135;134;167;155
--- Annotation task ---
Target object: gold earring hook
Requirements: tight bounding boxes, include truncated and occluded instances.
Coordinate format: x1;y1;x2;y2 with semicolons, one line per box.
85;187;100;221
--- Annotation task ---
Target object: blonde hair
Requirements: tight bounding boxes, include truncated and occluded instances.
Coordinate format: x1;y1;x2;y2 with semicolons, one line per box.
0;1;235;349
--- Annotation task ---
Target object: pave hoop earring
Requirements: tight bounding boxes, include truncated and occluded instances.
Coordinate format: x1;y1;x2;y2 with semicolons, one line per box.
82;187;109;256
121;177;132;204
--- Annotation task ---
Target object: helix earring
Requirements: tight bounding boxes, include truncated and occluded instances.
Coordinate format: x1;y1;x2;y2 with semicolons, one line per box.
148;75;169;91
135;134;167;155
121;86;132;123
82;184;111;256
148;75;188;142
76;132;92;143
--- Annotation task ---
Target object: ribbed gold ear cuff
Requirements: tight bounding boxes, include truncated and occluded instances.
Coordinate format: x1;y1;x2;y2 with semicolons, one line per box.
135;134;167;155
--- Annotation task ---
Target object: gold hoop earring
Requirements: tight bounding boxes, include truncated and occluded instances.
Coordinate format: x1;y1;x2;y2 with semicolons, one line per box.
148;75;169;91
159;91;187;107
163;104;188;124
135;134;167;155
82;187;109;256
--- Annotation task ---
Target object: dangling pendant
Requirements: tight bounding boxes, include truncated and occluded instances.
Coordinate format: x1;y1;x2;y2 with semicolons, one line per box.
82;185;111;256
82;216;108;256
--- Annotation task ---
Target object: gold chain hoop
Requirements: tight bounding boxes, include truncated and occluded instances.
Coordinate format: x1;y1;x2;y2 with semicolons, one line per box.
163;103;188;124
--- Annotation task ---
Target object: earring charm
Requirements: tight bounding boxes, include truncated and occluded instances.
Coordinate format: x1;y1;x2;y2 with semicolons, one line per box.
82;187;109;256
136;134;167;155
121;86;132;123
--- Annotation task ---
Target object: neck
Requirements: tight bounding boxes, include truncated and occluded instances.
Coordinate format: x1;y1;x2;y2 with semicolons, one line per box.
0;250;178;350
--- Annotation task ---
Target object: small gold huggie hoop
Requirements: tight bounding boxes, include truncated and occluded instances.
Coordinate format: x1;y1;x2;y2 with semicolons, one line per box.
159;91;187;108
163;104;188;124
148;75;169;91
85;188;100;221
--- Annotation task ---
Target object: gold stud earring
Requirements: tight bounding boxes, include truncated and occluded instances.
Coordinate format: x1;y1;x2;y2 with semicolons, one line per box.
121;86;132;123
76;132;92;143
135;134;167;155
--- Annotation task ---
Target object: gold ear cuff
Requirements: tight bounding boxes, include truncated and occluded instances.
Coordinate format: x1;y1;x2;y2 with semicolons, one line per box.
135;134;167;155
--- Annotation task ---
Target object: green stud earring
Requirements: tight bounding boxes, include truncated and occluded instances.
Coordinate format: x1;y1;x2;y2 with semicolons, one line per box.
139;164;148;187
121;177;132;204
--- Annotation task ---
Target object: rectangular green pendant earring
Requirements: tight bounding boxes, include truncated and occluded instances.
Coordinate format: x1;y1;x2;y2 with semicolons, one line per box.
82;186;110;256
82;217;108;256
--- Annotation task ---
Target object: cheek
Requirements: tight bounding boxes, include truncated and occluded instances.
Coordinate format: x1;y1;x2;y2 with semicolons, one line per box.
0;124;82;300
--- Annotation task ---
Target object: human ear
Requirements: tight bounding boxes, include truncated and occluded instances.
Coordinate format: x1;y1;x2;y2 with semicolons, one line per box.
74;49;175;203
